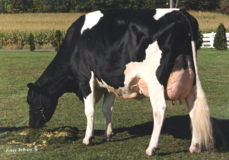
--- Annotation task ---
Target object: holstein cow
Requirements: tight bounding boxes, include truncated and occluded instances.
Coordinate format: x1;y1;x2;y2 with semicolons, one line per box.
27;9;214;156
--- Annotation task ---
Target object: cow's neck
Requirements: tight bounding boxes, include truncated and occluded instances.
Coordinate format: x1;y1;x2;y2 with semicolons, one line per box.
36;52;78;99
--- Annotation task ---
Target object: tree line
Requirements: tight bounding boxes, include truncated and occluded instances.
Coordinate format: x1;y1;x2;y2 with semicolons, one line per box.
0;0;222;13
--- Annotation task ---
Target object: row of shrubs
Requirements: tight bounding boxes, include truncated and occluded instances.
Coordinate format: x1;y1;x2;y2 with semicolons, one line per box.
0;29;216;47
0;25;227;51
0;30;66;49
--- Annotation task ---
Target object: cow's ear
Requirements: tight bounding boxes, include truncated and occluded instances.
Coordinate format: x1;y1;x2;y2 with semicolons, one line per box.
27;83;40;92
27;83;34;89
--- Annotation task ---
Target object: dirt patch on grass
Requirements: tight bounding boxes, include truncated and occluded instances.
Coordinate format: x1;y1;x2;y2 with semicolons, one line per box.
7;127;78;148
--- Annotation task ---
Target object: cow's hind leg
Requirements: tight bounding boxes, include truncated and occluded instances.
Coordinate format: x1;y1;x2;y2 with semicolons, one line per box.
145;84;167;156
102;91;116;142
82;72;96;146
185;86;199;152
185;86;214;153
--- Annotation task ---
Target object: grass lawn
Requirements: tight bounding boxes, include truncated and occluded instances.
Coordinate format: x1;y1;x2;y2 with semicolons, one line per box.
0;48;228;159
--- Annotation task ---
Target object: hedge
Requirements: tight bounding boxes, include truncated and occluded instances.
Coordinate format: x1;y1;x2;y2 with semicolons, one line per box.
0;29;208;50
0;30;66;48
27;33;35;51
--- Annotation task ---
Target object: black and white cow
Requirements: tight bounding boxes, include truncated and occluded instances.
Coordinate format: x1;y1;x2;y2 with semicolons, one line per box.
27;9;214;156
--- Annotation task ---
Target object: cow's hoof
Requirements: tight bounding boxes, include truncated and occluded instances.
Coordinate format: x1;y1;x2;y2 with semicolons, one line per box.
145;147;158;156
189;149;200;153
155;145;160;150
82;136;94;146
102;135;113;142
189;144;200;153
144;151;156;157
189;148;201;153
107;135;113;142
81;142;88;146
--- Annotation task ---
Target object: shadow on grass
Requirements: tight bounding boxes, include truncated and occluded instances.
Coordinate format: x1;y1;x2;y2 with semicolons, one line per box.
113;115;191;139
1;116;228;152
0;127;30;133
0;126;79;134
113;115;229;150
211;118;229;152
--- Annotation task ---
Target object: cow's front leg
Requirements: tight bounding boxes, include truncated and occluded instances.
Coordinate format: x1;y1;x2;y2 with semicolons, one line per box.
145;84;167;156
82;95;95;145
82;72;96;146
102;91;116;142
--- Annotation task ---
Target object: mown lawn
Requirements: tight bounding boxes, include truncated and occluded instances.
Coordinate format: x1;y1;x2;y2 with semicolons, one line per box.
0;48;228;159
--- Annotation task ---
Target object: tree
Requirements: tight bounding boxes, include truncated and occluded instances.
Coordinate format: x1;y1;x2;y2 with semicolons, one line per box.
220;0;229;14
0;0;5;13
52;30;64;52
213;23;227;51
28;33;35;52
197;30;203;50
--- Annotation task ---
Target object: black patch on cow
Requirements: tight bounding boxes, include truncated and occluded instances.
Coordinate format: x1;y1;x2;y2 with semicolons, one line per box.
155;10;197;88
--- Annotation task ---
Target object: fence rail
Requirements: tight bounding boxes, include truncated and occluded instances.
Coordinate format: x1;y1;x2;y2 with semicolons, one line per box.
201;32;229;48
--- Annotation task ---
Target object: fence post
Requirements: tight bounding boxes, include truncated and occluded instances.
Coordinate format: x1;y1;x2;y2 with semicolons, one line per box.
170;0;173;8
227;33;229;48
201;32;204;48
210;32;214;48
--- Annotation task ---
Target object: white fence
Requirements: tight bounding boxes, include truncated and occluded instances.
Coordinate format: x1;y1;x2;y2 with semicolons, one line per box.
201;32;229;48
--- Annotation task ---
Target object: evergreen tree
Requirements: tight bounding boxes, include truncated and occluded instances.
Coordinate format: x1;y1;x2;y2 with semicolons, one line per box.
28;33;35;52
213;23;227;51
0;0;5;13
52;30;64;52
197;30;203;50
220;0;229;15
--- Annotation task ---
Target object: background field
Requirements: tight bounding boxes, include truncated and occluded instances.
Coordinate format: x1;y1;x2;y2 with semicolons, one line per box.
189;10;229;32
0;10;229;51
0;48;228;159
0;11;229;32
0;13;84;31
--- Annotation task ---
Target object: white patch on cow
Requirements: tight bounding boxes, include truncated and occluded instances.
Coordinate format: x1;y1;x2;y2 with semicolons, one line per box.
102;92;115;141
96;41;163;98
81;10;104;35
143;41;162;76
97;79;115;91
82;71;95;145
143;41;168;156
153;8;180;20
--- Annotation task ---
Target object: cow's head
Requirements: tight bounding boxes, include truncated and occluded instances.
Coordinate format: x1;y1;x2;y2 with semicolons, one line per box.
27;83;58;128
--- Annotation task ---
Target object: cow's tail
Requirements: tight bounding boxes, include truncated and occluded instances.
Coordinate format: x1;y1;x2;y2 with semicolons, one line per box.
188;16;214;151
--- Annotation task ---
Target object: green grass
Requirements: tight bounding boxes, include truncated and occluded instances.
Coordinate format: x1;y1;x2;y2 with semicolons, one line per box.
0;49;229;159
197;49;229;119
